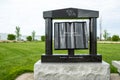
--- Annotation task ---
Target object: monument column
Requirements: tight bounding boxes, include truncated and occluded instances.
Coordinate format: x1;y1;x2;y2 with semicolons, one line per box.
45;18;53;55
89;18;97;55
68;49;74;56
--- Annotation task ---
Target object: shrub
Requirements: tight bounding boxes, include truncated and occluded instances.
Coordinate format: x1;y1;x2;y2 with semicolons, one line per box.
7;34;16;40
26;36;32;41
41;35;45;41
112;35;119;41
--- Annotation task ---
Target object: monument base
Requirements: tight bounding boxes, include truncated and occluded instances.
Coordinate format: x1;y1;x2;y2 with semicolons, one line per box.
34;60;110;80
41;54;102;62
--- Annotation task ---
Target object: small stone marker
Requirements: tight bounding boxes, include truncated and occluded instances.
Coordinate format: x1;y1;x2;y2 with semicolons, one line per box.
112;61;120;74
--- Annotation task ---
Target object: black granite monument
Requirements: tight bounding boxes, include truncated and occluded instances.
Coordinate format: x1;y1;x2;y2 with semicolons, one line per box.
41;8;102;62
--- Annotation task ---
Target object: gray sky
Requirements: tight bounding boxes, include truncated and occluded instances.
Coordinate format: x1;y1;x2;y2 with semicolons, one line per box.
0;0;120;36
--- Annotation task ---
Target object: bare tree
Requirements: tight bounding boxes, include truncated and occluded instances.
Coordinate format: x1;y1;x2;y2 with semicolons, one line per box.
15;26;21;41
32;30;35;41
103;30;109;41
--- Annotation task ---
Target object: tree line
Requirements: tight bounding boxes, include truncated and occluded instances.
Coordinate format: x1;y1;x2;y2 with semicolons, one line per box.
7;26;46;41
8;26;120;42
99;30;120;41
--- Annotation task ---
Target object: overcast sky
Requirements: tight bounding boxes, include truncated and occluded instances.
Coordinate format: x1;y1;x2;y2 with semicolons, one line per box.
0;0;120;37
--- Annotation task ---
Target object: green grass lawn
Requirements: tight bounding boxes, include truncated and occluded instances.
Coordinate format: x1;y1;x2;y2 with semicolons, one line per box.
0;41;120;80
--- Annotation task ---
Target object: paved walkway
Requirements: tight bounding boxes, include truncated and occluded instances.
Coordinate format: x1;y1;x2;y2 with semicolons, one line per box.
16;73;120;80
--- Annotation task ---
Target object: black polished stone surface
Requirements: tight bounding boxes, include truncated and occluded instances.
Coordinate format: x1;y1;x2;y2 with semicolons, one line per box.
41;54;102;63
42;8;102;63
43;8;99;19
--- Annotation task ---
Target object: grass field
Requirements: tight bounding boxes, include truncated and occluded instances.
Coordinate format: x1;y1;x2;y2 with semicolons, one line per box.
0;41;120;80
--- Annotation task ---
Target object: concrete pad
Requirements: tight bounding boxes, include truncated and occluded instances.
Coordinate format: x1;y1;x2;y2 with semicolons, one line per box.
15;73;120;80
15;73;33;80
111;73;120;80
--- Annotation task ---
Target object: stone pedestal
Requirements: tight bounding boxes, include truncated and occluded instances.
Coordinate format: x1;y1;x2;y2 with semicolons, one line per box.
34;60;110;80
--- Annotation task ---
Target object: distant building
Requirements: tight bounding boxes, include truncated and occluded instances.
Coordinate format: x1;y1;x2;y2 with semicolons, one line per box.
34;35;41;41
0;33;8;40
